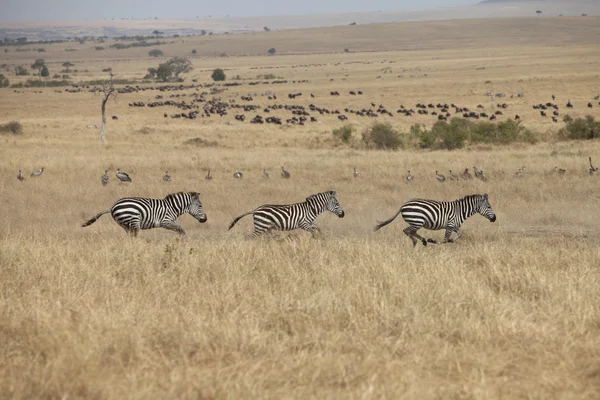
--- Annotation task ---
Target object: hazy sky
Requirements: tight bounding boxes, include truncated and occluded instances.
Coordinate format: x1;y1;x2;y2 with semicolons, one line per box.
1;0;477;22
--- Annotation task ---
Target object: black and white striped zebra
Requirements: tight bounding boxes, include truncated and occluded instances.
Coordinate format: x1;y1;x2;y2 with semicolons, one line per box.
228;190;345;238
374;194;496;246
82;191;207;236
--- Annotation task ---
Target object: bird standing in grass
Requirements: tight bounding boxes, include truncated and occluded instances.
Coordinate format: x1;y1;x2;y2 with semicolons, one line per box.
448;170;459;181
163;171;171;182
205;169;212;180
262;169;270;179
406;170;413;182
116;168;132;183
233;171;243;179
101;170;109;186
435;170;446;182
461;168;473;180
30;167;44;177
17;170;24;182
353;167;360;178
281;166;291;179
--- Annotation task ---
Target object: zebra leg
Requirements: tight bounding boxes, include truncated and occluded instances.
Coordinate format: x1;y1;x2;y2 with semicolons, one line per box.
403;226;427;247
160;221;186;235
445;228;462;243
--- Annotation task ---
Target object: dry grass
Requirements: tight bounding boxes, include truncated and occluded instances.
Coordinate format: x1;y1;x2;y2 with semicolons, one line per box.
1;17;600;399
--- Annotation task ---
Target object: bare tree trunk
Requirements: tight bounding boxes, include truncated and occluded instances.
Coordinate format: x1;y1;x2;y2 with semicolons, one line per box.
100;74;115;145
100;95;108;144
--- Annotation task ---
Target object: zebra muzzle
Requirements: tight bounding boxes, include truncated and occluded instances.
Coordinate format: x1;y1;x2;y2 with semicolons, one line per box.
338;211;345;218
197;215;208;223
489;215;497;222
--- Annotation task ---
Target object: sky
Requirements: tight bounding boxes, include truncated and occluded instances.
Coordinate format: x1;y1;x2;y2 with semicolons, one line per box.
1;0;477;22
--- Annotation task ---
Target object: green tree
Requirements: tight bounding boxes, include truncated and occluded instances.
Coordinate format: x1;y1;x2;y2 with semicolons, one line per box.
152;30;163;37
166;56;193;80
267;47;276;56
156;63;173;82
0;74;9;87
211;68;225;81
148;49;164;57
40;65;49;77
62;61;74;72
147;67;157;80
31;58;45;77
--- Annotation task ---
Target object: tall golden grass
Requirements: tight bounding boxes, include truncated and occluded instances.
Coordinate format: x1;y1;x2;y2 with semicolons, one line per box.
1;17;600;398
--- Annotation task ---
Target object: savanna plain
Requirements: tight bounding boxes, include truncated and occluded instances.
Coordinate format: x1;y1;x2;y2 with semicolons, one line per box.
1;17;600;399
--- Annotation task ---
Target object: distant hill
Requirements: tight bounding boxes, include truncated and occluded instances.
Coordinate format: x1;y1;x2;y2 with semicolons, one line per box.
0;0;598;40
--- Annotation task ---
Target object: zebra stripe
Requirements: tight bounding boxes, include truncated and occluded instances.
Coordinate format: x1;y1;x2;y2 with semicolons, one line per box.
228;190;345;238
82;191;207;236
374;193;496;246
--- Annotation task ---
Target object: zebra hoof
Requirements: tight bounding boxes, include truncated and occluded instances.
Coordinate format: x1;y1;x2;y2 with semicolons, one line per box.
421;239;427;246
427;238;437;244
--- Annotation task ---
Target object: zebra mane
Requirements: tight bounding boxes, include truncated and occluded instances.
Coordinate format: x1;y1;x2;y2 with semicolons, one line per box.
457;194;486;202
163;192;199;201
306;190;336;202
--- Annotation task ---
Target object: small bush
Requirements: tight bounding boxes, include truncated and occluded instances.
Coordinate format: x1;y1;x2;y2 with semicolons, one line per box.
40;65;49;77
192;49;197;54
148;49;164;57
412;118;536;150
95;46;105;51
11;79;70;88
558;115;600;140
211;68;225;81
0;121;23;135
267;47;276;55
362;122;402;150
333;125;355;143
15;65;29;76
0;74;9;87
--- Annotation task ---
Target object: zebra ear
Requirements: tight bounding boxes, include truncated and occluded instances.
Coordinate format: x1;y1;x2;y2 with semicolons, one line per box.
192;192;200;198
329;190;336;196
483;193;488;199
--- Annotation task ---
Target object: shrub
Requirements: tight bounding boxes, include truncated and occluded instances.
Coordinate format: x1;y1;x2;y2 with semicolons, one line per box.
0;121;23;135
211;68;225;81
0;74;9;87
40;65;49;77
558;115;600;140
192;49;197;54
148;49;164;57
267;47;276;55
362;122;402;150
157;63;173;82
102;67;112;72
95;46;105;50
15;65;29;76
412;118;536;149
333;125;355;143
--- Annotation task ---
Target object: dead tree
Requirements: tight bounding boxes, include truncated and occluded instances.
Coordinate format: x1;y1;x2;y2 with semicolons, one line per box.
100;74;116;144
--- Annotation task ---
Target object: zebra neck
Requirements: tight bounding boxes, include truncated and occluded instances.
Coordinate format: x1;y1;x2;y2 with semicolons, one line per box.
456;200;477;224
306;200;325;217
164;197;188;216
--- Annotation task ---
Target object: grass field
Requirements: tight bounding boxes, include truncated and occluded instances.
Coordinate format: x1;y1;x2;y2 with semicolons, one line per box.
1;16;600;399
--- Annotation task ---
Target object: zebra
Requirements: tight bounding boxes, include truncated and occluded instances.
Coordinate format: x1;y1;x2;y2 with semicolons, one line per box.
374;194;496;246
228;190;345;238
81;191;207;236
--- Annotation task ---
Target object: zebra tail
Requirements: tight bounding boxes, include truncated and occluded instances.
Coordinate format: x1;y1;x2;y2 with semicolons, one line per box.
81;210;111;227
374;209;403;231
228;211;255;230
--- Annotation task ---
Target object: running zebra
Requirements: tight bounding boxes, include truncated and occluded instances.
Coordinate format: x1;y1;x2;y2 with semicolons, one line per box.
228;190;345;238
374;194;496;246
81;191;207;236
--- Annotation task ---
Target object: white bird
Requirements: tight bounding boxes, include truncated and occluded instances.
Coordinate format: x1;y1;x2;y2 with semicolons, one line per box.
406;170;413;182
435;170;446;182
448;170;459;181
30;167;44;177
233;171;243;179
17;169;24;182
116;168;132;183
353;167;360;178
163;171;171;182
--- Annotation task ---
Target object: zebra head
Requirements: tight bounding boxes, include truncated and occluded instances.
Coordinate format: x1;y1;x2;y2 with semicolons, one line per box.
308;190;345;218
477;193;496;222
188;192;208;223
